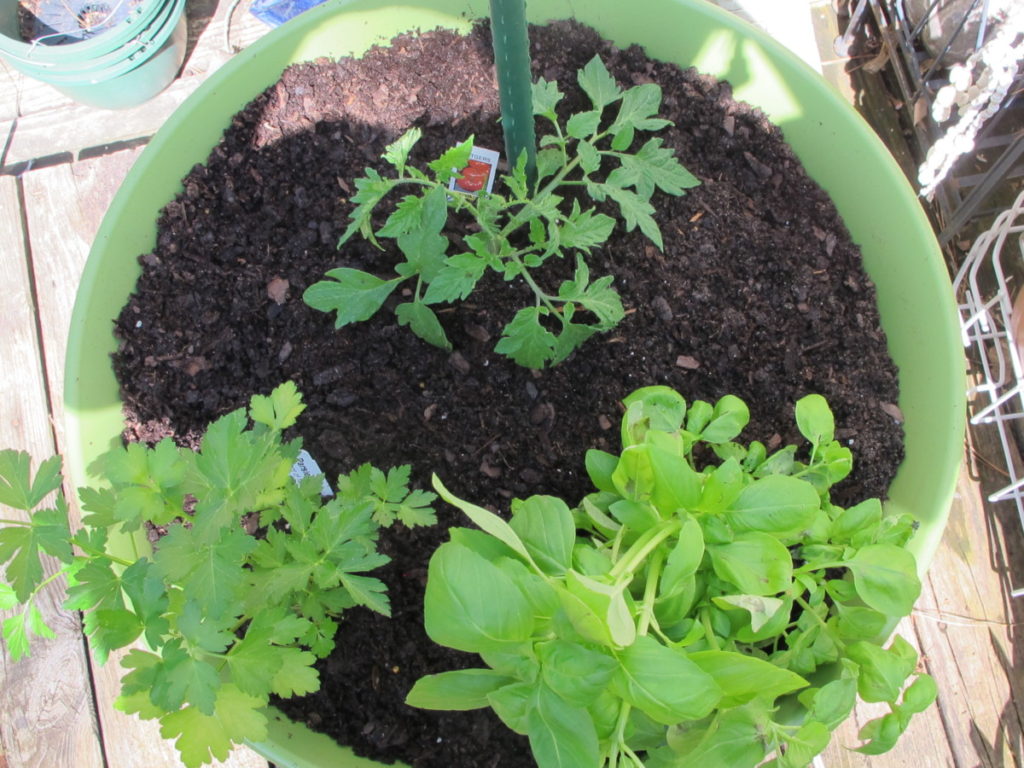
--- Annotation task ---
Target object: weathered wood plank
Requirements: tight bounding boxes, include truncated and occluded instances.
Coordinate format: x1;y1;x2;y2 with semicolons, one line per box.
21;150;269;768
0;0;268;127
909;462;1024;768
0;174;105;768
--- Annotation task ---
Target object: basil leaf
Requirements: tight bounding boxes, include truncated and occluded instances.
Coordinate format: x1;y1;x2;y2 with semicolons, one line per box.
424;542;534;653
708;533;793;595
611;635;721;724
405;668;515;710
510;496;576;576
527;683;601;768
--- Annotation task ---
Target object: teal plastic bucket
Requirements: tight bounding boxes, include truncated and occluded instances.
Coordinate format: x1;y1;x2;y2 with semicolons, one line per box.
0;0;187;108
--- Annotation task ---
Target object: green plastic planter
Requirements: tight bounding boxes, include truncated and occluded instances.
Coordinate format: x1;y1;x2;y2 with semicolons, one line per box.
0;0;187;108
64;0;965;765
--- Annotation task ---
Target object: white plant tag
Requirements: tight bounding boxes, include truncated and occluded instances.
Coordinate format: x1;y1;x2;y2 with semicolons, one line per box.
290;449;334;497
448;146;500;195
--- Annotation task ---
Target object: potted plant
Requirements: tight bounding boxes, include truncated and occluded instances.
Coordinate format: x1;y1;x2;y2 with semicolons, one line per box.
0;0;188;108
41;0;963;765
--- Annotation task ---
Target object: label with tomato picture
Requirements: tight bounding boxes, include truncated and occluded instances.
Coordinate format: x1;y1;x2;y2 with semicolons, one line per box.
449;146;500;195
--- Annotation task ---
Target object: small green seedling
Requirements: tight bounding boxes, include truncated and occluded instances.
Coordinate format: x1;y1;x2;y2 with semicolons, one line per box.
408;387;934;767
0;382;436;768
304;56;699;368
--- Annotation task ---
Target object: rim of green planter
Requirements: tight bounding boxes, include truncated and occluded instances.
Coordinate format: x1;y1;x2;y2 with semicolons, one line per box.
0;0;171;66
5;0;184;85
56;8;186;109
64;0;966;765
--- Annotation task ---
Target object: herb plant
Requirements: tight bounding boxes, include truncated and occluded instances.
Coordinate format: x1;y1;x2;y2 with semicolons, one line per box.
408;386;935;767
304;56;699;369
0;382;436;768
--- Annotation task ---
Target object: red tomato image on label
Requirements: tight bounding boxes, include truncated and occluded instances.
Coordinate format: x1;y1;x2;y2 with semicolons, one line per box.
458;159;491;192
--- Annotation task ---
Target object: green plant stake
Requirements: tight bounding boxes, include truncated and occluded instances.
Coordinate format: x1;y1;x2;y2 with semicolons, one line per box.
409;386;935;768
489;0;538;189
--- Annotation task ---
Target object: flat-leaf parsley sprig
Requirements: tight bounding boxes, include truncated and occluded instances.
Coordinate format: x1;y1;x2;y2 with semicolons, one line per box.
0;381;436;768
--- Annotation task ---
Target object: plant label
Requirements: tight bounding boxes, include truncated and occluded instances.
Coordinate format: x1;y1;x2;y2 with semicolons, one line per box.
290;449;334;496
449;146;500;195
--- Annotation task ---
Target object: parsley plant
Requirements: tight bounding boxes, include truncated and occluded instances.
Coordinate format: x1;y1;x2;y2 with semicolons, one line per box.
409;387;935;767
0;382;436;768
304;56;699;368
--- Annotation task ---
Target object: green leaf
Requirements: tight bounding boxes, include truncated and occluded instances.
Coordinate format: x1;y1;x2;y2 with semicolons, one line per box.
601;184;663;250
775;721;831;767
64;558;124;611
422;252;488;305
687;649;808;707
495;307;557;369
708;533;793;595
845;544;921;617
661;516;704;592
270;647;320;698
407;668;516;710
423;541;534;653
248;381;305;430
153;643;222;715
532;78;563;118
303;269;402;328
380;200;428;241
670;705;766;768
848;636;918;703
537;640;617;706
802;674;858;730
536;148;564;183
339;573;391;617
558;202;615;252
338;168;394;246
712;594;785;633
609;85;669;140
700;395;751;443
0;504;73;601
428;136;475;183
0;582;17;610
396;301;451;351
577;140;601;174
82;609;144;663
830;498;883;543
383;127;422;175
396;224;449;283
854;711;905;756
550;322;598;366
3;604;55;661
901;673;938;714
488;681;533;734
795;394;836;447
0;450;62;510
510;496;575;575
561;570;635;648
177;599;236;654
432;475;533;564
611;635;721;724
566;110;601;140
725;475;820;539
584;451;618;494
158;683;268;768
153;525;255;615
578;55;622;111
527;683;601;768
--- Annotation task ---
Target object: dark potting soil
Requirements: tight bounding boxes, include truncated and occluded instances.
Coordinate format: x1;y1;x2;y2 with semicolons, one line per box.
111;20;903;768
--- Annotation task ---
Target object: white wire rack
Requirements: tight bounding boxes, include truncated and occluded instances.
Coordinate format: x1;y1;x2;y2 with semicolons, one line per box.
954;188;1024;597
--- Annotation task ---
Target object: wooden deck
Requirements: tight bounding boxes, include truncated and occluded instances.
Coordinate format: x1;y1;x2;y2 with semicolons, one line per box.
1;1;1021;766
